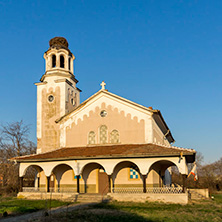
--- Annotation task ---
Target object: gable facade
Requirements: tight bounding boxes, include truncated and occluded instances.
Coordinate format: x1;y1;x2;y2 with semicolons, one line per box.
58;90;172;148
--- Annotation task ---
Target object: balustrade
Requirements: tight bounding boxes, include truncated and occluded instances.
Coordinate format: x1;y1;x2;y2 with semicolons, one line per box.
113;186;183;194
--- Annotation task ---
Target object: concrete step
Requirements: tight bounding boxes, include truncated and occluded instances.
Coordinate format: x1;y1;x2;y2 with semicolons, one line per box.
188;190;207;200
71;194;112;203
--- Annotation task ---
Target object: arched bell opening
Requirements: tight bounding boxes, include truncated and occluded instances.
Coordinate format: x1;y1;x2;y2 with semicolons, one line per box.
81;162;109;194
52;54;56;68
112;161;143;193
68;57;71;70
60;55;65;68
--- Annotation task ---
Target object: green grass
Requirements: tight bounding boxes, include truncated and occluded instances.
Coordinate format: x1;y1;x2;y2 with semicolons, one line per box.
212;193;222;204
42;194;222;222
0;197;71;215
1;194;222;221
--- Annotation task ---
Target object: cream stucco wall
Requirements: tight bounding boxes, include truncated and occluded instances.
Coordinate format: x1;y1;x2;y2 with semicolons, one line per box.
65;103;146;146
60;91;154;147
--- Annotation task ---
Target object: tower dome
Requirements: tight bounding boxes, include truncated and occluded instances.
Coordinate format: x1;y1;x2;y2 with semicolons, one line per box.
49;37;69;49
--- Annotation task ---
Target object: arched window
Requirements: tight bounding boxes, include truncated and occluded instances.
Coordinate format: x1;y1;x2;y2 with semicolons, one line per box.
68;57;71;70
88;131;96;144
52;54;56;68
110;130;119;143
60;55;64;68
99;125;107;144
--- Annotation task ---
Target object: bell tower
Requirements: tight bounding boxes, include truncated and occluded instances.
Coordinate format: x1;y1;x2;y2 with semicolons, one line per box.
35;37;81;154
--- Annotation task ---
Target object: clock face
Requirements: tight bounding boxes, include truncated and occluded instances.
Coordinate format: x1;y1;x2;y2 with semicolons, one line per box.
100;110;107;117
48;95;54;102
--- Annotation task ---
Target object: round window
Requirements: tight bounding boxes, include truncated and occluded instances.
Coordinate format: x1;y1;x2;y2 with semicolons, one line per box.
48;95;54;102
100;110;107;117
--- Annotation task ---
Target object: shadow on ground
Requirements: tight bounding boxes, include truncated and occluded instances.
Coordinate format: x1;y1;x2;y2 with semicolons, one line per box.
36;202;154;222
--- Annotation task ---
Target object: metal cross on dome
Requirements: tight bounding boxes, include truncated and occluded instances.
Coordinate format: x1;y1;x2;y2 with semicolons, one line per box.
100;81;106;90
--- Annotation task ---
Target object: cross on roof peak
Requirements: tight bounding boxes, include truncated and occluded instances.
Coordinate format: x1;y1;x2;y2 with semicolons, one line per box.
100;81;106;90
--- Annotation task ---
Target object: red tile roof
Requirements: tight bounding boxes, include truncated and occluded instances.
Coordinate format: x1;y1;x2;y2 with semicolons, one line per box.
12;143;195;162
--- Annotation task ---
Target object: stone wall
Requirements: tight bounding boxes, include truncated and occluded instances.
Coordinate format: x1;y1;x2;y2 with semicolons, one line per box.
109;193;188;204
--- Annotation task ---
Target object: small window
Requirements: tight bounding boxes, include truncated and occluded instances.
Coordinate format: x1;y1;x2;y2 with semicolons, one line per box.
110;130;119;143
60;55;64;68
71;98;75;106
88;131;96;144
52;54;56;68
48;95;54;102
100;125;107;144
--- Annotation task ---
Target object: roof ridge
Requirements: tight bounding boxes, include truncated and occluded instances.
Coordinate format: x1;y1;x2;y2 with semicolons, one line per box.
151;142;195;152
56;89;155;123
12;143;196;161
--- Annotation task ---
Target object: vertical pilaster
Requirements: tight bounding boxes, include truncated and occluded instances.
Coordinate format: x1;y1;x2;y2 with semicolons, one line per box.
110;176;113;193
96;169;99;193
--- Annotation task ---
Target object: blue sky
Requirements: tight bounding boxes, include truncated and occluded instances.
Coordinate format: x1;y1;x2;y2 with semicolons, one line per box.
0;0;221;163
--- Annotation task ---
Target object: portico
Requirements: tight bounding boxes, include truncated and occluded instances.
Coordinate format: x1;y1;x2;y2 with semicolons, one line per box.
15;143;195;200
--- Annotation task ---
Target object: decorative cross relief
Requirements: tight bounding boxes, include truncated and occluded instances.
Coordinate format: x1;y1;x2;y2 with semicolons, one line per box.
100;81;106;90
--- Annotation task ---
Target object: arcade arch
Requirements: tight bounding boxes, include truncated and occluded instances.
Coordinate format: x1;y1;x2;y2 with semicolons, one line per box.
112;161;144;193
51;164;76;192
147;160;178;188
81;162;109;194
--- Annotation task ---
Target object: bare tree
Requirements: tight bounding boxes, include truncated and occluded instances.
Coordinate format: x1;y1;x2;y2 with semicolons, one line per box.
0;120;36;194
0;120;35;157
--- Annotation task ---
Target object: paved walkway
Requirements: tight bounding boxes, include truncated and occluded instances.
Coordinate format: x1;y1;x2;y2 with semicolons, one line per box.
0;202;97;222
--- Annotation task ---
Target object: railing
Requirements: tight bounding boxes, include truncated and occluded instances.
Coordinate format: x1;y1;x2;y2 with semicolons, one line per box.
22;187;46;192
22;187;77;193
114;187;143;193
113;187;183;194
57;187;77;193
22;186;183;194
146;187;183;194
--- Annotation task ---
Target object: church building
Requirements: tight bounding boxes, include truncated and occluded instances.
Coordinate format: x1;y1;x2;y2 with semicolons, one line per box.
13;37;196;203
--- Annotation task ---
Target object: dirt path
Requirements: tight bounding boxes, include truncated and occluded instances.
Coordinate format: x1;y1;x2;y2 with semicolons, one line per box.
0;202;97;222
